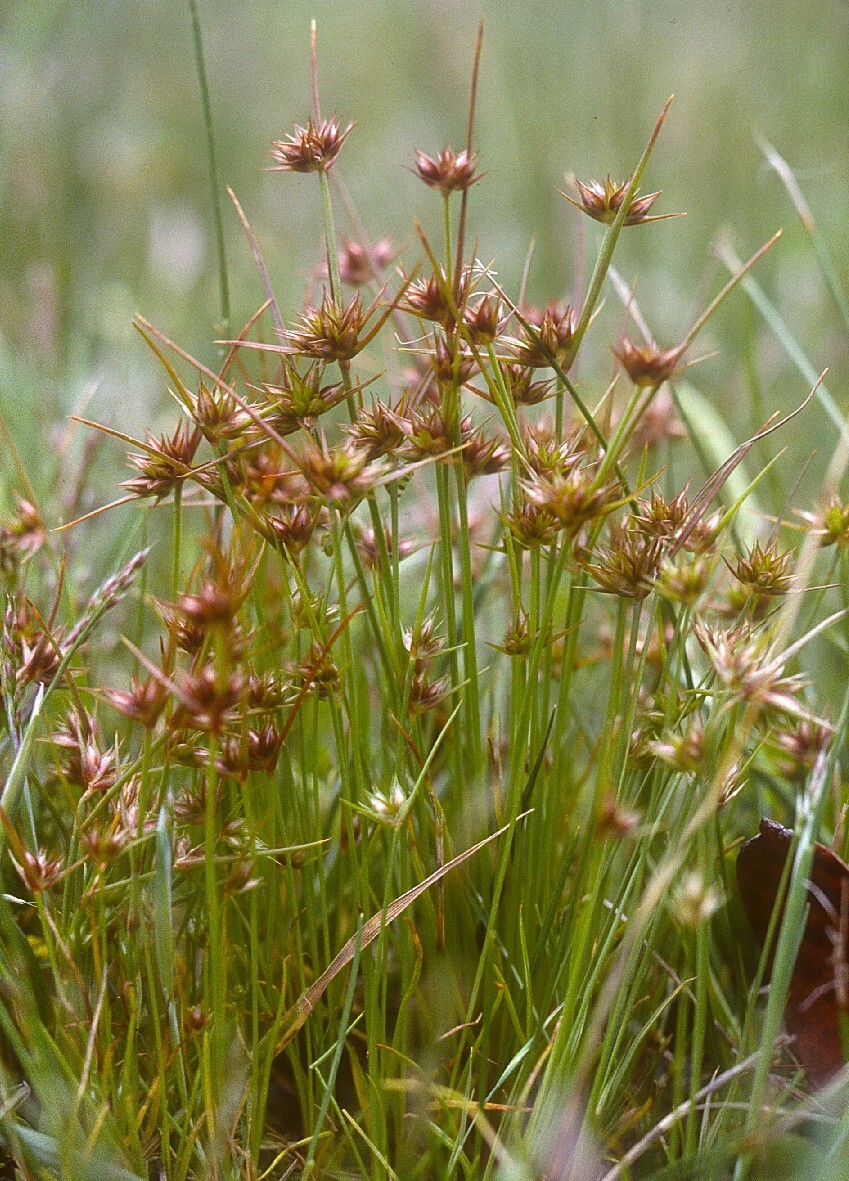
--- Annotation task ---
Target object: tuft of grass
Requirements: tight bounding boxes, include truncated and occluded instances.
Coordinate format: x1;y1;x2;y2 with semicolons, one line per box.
2;19;849;1181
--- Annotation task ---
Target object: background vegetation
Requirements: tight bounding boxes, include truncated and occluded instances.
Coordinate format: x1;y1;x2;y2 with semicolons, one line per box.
2;2;849;1179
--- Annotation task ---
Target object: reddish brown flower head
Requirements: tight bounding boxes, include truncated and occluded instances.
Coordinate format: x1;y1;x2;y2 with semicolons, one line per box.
172;665;244;733
344;399;408;460
51;709;116;793
522;467;622;537
498;364;553;407
217;724;283;777
511;302;579;368
192;382;252;445
583;525;665;598
11;847;65;894
104;673;169;729
403;613;445;677
412;145;482;195
122;421;201;501
17;625;65;688
336;237;394;286
462;427;511;481
613;339;685;388
298;435;383;508
263;502;322;557
270;116;354;173
503;501;561;550
354;524;415;571
565;175;674;226
462;294;503;346
293;642;340;699
432;335;477;387
246;671;293;711
261;368;346;435
400;405;456;459
596;796;641;841
404;271;457;326
626;386;686;451
286;291;376;363
408;672;452;715
0;495;46;567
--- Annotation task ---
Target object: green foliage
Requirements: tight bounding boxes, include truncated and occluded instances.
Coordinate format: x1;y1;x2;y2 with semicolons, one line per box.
2;12;849;1181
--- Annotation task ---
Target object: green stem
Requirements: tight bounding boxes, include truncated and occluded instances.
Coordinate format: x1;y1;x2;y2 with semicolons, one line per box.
319;169;343;304
187;0;230;336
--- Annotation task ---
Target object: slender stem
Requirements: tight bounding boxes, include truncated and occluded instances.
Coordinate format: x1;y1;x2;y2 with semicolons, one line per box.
187;0;230;337
319;169;343;304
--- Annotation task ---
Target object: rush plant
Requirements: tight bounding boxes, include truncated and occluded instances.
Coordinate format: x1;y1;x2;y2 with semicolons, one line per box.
1;18;849;1181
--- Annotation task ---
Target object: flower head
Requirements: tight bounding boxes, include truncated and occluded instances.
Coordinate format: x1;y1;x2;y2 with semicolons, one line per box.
270;116;354;173
510;302;579;368
412;145;482;195
564;175;677;226
613;339;685;387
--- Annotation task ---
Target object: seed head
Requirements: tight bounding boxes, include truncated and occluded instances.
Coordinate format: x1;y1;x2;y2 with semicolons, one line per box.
772;718;830;780
495;364;553;407
613;339;685;388
564;175;675;226
522;467;622;538
596;796;641;840
122;422;200;501
172;665;244;734
403;269;467;327
726;539;795;608
412;145;482;195
403;613;444;679
693;620;808;718
497;611;532;657
335;237;394;286
261;367;346;435
503;501;561;550
510;302;579;368
293;642;340;699
626;387;687;451
104;673;169;729
655;552;713;607
262;502;322;557
193;382;252;444
217;725;283;777
431;335;477;387
408;672;452;716
462;427;511;481
344;399;408;460
10;847;65;895
524;422;588;479
270;115;354;173
462;294;504;346
51;710;117;796
298;435;384;508
631;488;690;540
354;524;415;571
286;291;373;363
583;525;664;598
648;720;706;774
0;496;46;576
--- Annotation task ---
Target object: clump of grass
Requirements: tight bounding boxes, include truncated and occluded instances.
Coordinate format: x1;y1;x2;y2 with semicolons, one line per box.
2;20;849;1181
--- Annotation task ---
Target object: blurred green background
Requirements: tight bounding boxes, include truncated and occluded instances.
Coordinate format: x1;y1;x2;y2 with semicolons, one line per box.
2;0;848;470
